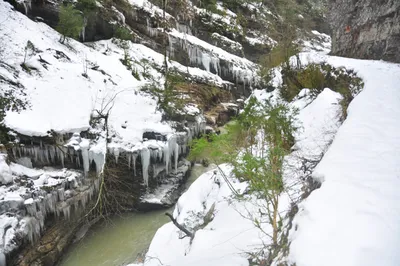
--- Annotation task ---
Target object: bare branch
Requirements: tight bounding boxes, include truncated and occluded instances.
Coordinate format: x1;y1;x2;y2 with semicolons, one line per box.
165;212;194;239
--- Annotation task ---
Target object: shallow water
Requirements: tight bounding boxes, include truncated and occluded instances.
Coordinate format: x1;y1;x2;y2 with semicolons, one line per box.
59;164;214;266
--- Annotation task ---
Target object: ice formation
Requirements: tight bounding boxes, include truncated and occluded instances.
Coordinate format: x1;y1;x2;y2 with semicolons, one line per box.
141;148;151;186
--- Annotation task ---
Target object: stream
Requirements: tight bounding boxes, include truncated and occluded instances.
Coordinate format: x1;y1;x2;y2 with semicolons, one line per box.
59;164;215;266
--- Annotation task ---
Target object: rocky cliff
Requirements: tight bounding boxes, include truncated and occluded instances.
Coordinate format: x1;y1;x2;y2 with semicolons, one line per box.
329;0;400;63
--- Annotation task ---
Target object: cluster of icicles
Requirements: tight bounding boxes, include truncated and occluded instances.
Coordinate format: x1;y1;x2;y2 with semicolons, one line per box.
145;17;257;91
117;121;205;187
23;176;101;244
11;143;105;175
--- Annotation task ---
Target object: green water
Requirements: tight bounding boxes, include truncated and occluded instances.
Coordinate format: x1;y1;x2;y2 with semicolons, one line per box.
59;164;214;266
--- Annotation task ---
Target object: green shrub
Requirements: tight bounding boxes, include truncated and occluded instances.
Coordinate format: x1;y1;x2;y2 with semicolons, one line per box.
56;4;83;44
132;68;141;80
114;26;132;41
279;62;364;120
140;72;186;120
76;0;97;14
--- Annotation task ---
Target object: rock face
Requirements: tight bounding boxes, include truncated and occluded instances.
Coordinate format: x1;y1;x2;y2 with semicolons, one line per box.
329;0;400;63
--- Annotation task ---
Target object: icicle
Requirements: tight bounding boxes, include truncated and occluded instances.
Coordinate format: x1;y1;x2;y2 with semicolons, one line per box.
45;193;56;214
89;184;94;199
63;206;71;220
25;217;41;244
34;146;39;162
127;153;131;168
12;147;16;158
60;147;66;168
89;150;105;175
174;143;179;172
163;142;170;174
73;201;79;212
113;147;120;164
187;127;192;144
132;154;137;176
158;149;163;162
58;188;65;201
141;148;150;186
94;177;101;192
81;194;87;208
81;147;89;175
48;146;54;163
25;202;36;216
168;35;175;58
76;154;81;168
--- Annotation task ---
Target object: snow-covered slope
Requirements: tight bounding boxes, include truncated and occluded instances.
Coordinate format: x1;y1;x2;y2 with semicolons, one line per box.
1;2;167;142
288;53;400;266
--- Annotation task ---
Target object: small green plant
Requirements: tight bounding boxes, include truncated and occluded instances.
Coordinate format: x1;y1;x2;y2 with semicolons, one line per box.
76;0;97;14
0;81;28;143
120;49;132;69
141;72;186;120
114;26;132;41
23;40;35;64
56;4;83;44
136;59;152;80
132;68;141;80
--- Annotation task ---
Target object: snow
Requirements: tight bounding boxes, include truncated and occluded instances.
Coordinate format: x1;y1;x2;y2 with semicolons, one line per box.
211;32;243;52
128;0;173;19
0;0;166;141
0;154;13;184
288;54;400;266
302;30;332;53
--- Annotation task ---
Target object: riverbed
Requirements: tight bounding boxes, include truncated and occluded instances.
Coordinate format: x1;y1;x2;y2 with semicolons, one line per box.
59;164;215;266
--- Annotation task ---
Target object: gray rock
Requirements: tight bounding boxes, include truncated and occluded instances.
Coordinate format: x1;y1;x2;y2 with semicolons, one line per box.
329;0;400;63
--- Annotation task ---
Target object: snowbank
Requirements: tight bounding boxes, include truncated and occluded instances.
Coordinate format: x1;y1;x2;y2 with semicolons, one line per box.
288;54;400;266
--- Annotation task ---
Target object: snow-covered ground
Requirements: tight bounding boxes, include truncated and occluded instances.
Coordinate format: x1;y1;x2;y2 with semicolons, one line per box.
288;53;400;266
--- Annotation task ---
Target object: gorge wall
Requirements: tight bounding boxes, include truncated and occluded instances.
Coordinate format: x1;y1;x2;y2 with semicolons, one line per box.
329;0;400;63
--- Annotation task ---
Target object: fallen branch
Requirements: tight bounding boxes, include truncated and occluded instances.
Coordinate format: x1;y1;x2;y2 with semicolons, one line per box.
165;212;194;239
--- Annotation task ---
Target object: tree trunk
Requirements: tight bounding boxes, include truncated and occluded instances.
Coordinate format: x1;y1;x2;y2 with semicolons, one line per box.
272;196;279;246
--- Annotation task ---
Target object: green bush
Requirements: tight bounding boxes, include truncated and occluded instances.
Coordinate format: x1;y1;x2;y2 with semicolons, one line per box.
76;0;97;14
56;4;83;44
114;26;132;41
279;62;364;120
140;72;186;120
